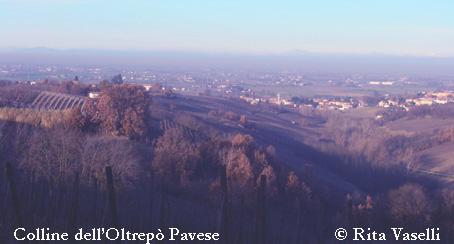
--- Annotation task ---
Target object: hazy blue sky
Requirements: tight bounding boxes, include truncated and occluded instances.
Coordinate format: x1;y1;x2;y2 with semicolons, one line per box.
1;0;453;56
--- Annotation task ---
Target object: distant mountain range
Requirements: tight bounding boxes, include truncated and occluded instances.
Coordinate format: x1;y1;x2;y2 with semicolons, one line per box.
1;47;454;76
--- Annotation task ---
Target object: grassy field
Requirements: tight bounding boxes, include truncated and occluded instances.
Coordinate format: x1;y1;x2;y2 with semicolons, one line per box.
384;116;454;184
415;142;454;184
386;117;454;133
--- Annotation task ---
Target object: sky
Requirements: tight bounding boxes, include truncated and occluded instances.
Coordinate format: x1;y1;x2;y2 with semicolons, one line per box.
0;0;454;57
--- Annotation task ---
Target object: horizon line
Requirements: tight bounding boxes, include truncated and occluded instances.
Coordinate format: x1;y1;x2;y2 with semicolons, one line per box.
1;46;454;59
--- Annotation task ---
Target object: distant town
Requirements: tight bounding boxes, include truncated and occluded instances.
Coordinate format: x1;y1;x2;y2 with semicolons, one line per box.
2;63;454;118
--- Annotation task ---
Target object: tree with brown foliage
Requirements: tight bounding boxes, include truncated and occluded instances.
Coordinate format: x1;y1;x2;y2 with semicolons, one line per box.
388;183;432;226
286;171;311;195
152;127;200;187
20;127;84;182
81;136;146;190
64;108;91;131
221;134;278;197
87;84;151;140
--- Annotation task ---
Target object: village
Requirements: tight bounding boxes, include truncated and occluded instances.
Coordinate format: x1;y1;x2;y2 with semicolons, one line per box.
240;90;454;112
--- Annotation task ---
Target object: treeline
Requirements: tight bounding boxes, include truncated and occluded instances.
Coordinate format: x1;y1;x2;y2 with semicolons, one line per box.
0;120;324;243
